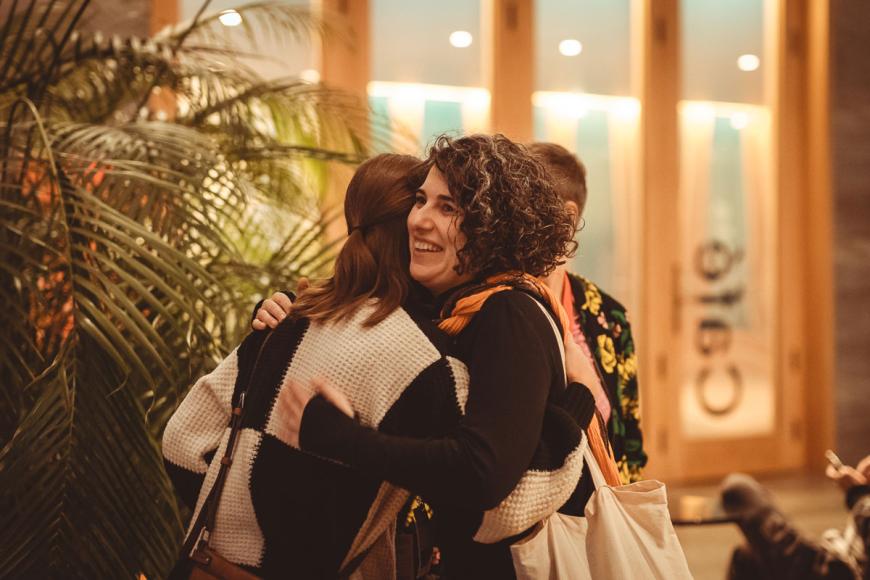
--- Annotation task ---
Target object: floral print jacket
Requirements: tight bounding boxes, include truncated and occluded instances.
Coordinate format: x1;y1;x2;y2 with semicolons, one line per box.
567;273;647;483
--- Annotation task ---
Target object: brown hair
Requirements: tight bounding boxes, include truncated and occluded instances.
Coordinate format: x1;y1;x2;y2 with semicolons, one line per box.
422;134;577;279
290;154;420;327
526;142;588;214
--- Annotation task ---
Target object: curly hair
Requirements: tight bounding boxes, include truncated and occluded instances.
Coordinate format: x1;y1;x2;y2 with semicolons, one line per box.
423;134;577;278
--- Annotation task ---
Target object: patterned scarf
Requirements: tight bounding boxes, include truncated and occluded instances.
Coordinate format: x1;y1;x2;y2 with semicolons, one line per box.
438;273;571;340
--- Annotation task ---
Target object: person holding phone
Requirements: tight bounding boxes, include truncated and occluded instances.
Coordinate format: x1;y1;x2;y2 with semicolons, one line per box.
719;454;870;580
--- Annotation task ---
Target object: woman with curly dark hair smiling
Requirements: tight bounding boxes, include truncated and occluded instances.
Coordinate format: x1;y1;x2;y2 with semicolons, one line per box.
423;133;578;283
273;134;618;579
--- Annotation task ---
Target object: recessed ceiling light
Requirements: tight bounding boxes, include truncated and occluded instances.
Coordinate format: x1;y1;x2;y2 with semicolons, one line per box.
737;54;760;72
449;30;473;48
559;39;583;57
218;9;242;27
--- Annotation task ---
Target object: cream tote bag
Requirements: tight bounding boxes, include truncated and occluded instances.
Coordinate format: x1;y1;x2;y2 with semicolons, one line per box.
510;447;693;579
512;299;693;580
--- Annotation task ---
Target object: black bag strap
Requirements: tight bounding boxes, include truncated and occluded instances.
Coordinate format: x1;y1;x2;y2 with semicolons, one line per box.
181;331;274;558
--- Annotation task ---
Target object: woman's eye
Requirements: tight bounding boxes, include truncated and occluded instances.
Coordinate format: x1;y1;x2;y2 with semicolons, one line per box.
441;204;456;214
414;194;426;206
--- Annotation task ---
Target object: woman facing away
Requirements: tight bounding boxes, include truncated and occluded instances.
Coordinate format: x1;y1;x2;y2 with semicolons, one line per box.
274;134;622;579
162;154;473;578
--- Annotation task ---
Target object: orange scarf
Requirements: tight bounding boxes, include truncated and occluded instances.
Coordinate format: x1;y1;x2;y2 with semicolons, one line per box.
438;273;622;487
438;273;571;339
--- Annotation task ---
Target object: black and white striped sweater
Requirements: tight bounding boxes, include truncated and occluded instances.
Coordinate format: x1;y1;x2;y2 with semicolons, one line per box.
162;301;469;578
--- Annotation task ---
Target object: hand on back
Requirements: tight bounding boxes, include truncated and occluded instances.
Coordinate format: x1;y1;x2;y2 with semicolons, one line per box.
273;377;354;449
251;278;307;330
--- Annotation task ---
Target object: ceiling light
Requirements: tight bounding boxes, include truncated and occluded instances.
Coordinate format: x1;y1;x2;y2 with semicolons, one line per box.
218;10;242;27
559;39;583;57
737;54;760;72
449;30;473;48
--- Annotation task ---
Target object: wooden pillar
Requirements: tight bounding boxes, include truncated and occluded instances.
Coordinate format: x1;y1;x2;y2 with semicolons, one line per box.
777;0;809;471
150;0;177;35
321;0;370;99
777;0;834;473
638;0;681;480
801;0;834;470
319;0;370;243
485;0;533;142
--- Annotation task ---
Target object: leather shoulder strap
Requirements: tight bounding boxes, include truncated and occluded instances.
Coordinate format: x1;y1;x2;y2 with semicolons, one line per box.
181;331;273;556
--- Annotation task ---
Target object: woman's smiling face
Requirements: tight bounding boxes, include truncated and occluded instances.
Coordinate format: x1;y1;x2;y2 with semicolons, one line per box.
406;166;474;296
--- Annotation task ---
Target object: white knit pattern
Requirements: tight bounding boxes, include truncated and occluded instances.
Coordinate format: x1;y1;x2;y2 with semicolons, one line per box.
266;303;445;435
165;303;470;570
472;432;588;544
186;428;266;567
446;356;469;414
163;348;239;473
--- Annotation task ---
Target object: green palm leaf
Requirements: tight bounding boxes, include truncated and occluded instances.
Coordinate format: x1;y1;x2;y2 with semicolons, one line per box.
0;0;386;576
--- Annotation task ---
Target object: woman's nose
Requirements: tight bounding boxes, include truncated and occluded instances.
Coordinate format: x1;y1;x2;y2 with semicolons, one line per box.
409;206;433;230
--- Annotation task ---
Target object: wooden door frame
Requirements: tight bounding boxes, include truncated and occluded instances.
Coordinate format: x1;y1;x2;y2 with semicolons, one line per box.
638;0;833;482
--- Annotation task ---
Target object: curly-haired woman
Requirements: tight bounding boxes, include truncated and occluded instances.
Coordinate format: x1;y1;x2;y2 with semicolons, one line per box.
275;135;621;579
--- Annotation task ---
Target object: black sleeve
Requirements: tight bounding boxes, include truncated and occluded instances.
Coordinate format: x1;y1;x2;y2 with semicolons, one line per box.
846;484;870;510
164;460;205;510
299;291;562;511
250;290;295;322
163;447;216;510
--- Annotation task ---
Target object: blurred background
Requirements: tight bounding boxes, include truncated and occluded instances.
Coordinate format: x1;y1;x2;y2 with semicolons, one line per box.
1;0;867;577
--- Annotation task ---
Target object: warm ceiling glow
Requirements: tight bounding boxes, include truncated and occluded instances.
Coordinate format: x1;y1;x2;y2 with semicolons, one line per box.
535;92;587;119
558;39;583;57
449;31;473;48
737;54;760;72
730;112;749;130
218;9;242;27
612;98;640;121
300;69;321;84
683;102;716;122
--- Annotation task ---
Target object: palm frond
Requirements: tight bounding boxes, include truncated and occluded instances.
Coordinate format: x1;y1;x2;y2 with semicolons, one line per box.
0;340;184;577
0;0;389;576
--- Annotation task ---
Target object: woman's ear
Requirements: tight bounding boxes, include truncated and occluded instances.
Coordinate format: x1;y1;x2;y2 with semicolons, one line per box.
565;201;580;228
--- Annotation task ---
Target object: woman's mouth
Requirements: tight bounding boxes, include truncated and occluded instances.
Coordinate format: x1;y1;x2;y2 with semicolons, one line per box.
413;241;443;253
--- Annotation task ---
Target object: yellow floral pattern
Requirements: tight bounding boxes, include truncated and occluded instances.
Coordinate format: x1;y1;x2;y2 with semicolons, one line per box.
582;283;602;316
570;274;646;484
597;334;617;374
617;353;637;384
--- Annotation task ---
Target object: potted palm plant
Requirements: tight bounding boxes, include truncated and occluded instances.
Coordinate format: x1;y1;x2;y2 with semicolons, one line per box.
0;0;394;576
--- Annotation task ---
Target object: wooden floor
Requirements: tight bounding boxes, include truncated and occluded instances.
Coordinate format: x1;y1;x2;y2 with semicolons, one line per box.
671;473;848;580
